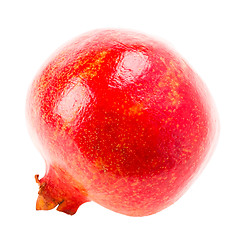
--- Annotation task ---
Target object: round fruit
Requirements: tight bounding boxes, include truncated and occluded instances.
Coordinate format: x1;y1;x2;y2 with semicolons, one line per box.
26;29;219;216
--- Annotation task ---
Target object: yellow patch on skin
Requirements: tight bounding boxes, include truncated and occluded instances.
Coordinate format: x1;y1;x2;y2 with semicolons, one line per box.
79;51;108;79
183;148;191;153
158;59;183;106
166;76;181;106
95;157;106;171
128;103;144;116
52;120;71;141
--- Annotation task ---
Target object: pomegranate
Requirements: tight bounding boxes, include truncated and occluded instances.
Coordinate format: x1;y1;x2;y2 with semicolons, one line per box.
26;29;218;216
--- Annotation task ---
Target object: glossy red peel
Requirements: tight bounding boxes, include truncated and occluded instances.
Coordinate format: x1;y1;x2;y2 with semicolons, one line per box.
26;29;219;216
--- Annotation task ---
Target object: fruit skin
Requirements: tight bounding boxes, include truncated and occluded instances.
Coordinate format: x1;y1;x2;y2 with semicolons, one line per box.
26;29;218;216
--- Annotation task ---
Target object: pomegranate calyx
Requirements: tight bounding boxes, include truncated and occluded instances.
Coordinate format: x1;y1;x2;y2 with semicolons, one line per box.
34;169;89;215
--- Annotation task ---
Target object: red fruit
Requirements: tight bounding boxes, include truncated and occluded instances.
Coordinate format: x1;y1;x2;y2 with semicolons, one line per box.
26;29;218;216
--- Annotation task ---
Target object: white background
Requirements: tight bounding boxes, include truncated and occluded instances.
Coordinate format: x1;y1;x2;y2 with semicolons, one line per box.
0;0;239;239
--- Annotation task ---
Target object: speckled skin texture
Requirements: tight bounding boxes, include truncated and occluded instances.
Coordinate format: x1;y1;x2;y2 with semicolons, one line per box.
26;29;218;216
